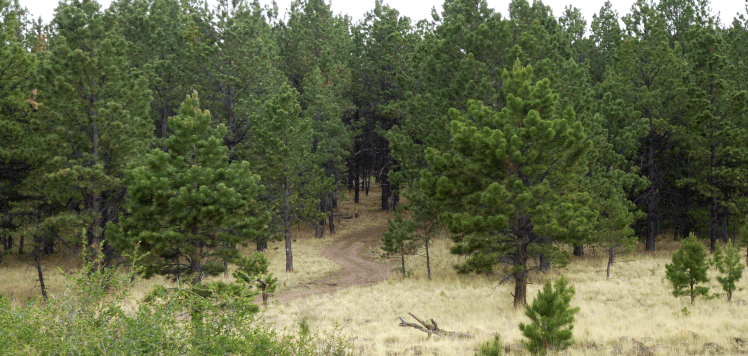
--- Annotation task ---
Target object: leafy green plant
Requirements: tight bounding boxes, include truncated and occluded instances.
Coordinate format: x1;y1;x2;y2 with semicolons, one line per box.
713;242;744;301
519;276;580;355
665;233;710;305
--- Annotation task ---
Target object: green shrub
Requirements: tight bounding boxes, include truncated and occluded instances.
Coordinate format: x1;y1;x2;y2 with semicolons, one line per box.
519;276;579;355
0;253;358;356
475;335;504;356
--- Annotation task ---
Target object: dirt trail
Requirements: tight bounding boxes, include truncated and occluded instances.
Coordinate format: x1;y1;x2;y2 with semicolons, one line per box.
270;225;392;303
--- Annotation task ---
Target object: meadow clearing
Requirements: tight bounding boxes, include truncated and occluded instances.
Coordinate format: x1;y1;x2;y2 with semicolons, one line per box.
2;187;747;355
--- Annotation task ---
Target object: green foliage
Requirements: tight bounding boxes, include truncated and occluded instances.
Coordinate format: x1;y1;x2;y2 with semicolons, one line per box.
519;276;579;355
713;242;744;301
233;252;278;306
0;250;356;356
475;335;504;356
381;213;419;277
108;92;268;284
419;61;593;307
249;83;331;271
665;234;710;304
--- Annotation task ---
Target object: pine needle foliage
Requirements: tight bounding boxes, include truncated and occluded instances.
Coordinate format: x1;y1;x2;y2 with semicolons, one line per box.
519;276;579;355
713;242;744;301
665;233;710;304
381;213;419;277
108;92;268;285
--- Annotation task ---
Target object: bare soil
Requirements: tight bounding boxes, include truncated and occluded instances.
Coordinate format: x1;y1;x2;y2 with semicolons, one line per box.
270;224;392;303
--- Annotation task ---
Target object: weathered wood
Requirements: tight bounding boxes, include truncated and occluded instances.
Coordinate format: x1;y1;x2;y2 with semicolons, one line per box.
397;312;473;339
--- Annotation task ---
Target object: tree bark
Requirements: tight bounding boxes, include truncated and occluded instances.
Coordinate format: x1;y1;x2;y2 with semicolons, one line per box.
190;226;203;285
645;138;657;251
284;177;293;272
513;234;529;308
607;246;615;278
425;235;431;281
91;123;103;263
381;178;391;211
34;244;47;301
354;164;360;203
573;244;584;256
328;209;335;234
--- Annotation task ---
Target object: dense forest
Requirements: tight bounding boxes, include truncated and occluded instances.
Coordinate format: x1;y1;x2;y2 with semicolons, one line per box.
2;0;748;311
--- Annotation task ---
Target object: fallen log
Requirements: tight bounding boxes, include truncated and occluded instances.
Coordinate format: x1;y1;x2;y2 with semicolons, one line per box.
397;312;473;339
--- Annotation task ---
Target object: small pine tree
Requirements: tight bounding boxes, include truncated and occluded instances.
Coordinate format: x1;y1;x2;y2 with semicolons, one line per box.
475;335;504;356
714;242;744;301
381;213;419;277
232;252;278;307
519;276;579;355
665;233;710;305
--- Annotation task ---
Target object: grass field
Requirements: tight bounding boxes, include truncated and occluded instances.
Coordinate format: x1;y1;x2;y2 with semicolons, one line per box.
259;235;748;355
2;187;748;355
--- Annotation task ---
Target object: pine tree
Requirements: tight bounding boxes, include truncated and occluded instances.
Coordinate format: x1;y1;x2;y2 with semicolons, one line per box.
24;0;153;264
351;0;419;211
187;0;285;154
603;0;688;250
107;92;268;285
519;276;579;355
420;61;593;307
249;84;330;271
679;25;748;252
381;213;419;277
301;66;351;236
665;233;710;304
109;0;196;139
277;0;353;219
713;242;744;301
0;0;36;255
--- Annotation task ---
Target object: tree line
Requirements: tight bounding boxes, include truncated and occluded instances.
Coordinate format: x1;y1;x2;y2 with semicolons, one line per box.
1;0;748;306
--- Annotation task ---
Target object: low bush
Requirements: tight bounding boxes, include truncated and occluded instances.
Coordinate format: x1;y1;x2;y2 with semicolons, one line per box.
0;256;357;355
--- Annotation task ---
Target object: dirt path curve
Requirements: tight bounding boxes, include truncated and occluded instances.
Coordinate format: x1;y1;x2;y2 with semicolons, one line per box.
270;225;392;303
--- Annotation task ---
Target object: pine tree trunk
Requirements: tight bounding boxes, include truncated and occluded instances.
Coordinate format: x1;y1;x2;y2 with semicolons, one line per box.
365;167;370;196
401;254;406;277
34;244;47;301
329;210;335;234
284;178;293;272
710;141;718;253
646;139;657;251
573;244;584;256
91;123;104;264
607;246;615;278
354;162;360;204
513;226;529;308
425;235;431;281
190;226;203;285
381;178;391;211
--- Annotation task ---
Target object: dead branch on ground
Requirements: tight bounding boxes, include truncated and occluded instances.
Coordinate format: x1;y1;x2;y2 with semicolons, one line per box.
397;312;473;339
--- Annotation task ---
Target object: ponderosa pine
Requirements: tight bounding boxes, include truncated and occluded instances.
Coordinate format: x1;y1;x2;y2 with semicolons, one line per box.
108;92;268;285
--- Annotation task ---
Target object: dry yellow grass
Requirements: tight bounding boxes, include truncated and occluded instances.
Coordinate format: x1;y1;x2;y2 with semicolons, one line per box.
4;187;748;355
259;236;748;356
